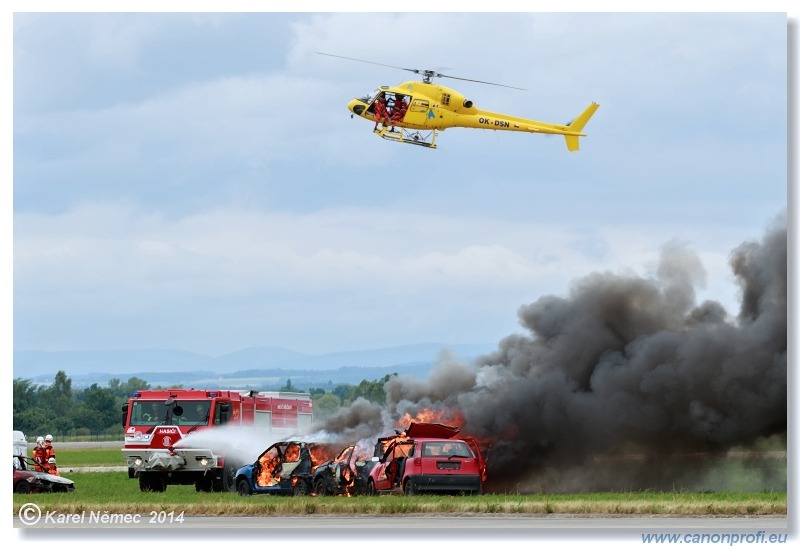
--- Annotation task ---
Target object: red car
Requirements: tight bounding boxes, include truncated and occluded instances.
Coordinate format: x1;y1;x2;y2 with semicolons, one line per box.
366;422;486;495
13;455;75;493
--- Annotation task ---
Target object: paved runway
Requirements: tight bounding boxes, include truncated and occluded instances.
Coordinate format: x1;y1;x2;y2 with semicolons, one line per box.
13;512;789;532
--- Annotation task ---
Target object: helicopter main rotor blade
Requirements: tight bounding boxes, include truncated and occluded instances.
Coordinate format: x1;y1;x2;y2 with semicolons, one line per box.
436;73;527;91
316;52;526;90
315;52;420;75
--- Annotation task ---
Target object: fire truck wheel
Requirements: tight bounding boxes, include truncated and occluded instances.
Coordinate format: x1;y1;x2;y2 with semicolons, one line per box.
237;479;252;496
195;476;213;492
139;473;166;492
222;464;238;492
367;479;377;496
313;477;329;496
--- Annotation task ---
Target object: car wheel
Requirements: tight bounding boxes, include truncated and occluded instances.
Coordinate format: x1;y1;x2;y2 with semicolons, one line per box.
403;479;417;496
314;477;329;496
237;478;252;496
367;479;377;496
15;480;32;494
293;479;310;496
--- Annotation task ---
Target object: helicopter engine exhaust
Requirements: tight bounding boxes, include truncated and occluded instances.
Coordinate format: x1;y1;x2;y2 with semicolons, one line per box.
463;99;473;108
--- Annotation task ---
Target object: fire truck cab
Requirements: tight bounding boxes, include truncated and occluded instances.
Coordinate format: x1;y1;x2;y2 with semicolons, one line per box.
121;389;313;492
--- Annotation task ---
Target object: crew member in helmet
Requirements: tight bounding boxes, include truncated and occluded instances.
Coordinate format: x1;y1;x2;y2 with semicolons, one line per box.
389;94;408;131
45;457;59;477
373;95;389;130
32;436;46;472
44;434;56;464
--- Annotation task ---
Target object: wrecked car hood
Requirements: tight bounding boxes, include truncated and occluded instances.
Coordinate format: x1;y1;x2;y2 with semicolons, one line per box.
405;422;460;439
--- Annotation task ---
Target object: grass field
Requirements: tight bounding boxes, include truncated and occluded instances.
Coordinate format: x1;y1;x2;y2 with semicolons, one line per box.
50;448;124;467
14;470;787;517
15;446;785;517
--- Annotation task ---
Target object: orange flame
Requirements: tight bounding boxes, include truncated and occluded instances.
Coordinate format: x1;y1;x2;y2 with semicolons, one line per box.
396;407;465;429
308;443;338;467
256;451;282;487
342;451;372;496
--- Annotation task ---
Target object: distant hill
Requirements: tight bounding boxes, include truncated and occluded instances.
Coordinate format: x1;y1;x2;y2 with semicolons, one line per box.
13;343;496;389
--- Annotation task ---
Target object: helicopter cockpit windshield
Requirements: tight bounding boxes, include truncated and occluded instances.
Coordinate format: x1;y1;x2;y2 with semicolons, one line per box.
358;90;378;103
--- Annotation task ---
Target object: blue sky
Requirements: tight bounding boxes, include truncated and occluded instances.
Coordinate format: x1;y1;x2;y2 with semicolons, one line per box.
6;8;791;363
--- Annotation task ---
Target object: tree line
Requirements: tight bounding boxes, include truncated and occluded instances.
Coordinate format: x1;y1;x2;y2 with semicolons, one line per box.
13;370;394;438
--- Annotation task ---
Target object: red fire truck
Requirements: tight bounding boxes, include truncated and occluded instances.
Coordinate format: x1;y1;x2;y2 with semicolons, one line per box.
121;389;313;492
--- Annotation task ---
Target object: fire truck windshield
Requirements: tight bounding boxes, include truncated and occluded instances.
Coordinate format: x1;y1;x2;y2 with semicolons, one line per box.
131;400;212;426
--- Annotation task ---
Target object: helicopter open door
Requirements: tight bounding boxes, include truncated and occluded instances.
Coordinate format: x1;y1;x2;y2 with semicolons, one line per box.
368;91;439;148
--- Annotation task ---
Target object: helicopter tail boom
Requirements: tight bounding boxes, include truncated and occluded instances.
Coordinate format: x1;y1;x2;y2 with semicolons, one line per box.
564;102;599;152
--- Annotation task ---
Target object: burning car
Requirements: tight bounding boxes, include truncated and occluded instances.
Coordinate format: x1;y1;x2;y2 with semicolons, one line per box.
13;455;75;494
365;422;486;496
235;441;336;496
312;444;371;496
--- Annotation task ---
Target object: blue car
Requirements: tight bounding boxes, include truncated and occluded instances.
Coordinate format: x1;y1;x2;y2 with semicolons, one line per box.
235;440;321;496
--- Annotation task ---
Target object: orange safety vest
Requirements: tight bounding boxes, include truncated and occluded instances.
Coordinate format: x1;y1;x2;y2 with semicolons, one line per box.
33;446;46;471
391;100;407;120
374;100;388;121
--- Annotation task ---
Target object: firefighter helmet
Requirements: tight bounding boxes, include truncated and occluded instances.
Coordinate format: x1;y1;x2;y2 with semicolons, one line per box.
45;434;53;442
48;457;56;464
36;436;44;445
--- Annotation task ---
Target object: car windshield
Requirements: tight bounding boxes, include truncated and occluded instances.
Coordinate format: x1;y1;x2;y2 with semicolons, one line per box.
131;400;211;426
334;446;352;463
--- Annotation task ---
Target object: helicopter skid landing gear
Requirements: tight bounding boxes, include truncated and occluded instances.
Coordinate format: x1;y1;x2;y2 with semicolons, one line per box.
374;126;438;149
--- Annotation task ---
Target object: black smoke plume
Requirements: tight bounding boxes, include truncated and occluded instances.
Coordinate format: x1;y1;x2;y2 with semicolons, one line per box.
318;215;787;492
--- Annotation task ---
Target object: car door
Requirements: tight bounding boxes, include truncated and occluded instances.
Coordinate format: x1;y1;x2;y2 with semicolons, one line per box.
371;442;396;492
462;437;486;482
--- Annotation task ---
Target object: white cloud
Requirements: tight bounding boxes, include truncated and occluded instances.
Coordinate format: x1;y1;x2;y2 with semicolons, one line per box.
14;202;750;319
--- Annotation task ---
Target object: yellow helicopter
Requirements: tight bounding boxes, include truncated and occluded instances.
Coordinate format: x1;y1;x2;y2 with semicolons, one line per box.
319;53;599;151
